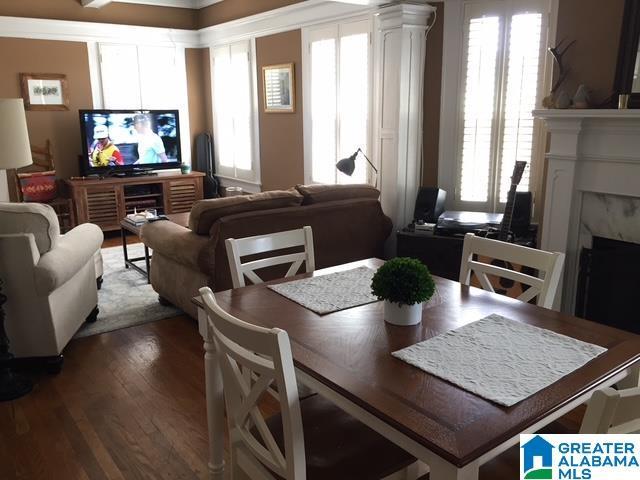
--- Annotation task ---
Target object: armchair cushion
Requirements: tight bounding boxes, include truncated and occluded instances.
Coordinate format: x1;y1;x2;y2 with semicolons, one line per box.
34;223;103;294
0;202;60;254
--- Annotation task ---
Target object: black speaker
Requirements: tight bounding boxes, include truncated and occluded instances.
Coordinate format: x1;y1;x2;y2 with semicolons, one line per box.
511;191;533;234
194;133;220;199
413;188;447;223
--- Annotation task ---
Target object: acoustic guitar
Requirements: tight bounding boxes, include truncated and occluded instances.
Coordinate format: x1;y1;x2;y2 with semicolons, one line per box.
476;161;532;296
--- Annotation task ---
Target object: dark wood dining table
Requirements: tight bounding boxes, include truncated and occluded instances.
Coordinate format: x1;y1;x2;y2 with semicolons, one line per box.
193;258;640;480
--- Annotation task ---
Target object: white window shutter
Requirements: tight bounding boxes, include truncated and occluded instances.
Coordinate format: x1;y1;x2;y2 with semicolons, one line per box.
99;44;141;109
458;15;500;203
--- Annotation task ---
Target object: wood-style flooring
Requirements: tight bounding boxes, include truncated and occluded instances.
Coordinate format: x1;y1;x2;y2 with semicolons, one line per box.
0;232;584;479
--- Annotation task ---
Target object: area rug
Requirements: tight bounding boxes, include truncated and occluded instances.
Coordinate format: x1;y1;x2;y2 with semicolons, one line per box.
74;244;182;339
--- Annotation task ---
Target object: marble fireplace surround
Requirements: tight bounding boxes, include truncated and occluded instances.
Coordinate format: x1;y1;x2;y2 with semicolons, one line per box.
533;109;640;312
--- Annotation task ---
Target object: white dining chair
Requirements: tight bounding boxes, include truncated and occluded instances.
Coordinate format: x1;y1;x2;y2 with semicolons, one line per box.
225;226;315;289
199;287;419;480
580;386;640;434
459;233;565;309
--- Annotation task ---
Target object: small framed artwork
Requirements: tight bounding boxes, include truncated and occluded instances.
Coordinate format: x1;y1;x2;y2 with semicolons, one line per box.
262;63;295;113
20;73;70;111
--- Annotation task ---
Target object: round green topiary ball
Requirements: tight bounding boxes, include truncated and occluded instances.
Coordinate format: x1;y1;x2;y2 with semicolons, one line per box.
371;257;435;306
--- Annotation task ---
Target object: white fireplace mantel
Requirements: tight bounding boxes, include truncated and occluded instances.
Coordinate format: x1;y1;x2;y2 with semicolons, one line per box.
533;109;640;312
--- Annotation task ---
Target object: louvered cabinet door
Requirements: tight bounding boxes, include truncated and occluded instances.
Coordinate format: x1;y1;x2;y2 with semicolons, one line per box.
83;188;122;230
166;180;199;214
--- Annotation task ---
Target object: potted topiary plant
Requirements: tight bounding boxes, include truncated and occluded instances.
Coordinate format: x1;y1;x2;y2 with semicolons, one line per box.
371;257;435;326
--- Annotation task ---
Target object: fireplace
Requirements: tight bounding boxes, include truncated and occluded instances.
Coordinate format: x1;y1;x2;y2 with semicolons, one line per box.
576;236;640;334
533;109;640;312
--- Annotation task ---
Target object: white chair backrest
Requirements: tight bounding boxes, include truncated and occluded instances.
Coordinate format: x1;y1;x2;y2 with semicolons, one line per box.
459;233;565;309
199;287;306;480
580;387;640;434
225;226;315;288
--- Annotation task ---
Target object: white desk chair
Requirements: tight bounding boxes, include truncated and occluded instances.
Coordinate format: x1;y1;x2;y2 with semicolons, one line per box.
459;233;565;309
225;226;315;289
199;287;419;480
580;387;640;434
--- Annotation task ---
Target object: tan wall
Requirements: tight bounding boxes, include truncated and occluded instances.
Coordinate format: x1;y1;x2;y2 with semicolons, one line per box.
0;0;197;29
422;2;444;187
186;48;212;162
0;37;93;199
198;0;304;28
554;0;624;106
255;30;304;191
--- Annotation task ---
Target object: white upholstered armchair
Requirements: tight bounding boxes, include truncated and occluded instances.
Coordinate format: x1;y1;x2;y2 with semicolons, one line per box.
0;202;103;369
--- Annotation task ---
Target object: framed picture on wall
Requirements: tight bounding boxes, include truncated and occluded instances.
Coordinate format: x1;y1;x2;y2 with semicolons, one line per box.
262;63;295;113
20;73;70;111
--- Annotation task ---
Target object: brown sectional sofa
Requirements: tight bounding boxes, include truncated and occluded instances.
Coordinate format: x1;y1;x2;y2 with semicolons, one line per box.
141;184;392;318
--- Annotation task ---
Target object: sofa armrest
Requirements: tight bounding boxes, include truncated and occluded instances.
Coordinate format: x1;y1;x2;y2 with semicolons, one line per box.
141;220;210;272
34;223;103;294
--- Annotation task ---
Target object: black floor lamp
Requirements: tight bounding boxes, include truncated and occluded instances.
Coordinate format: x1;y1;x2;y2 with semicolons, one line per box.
0;98;34;402
336;148;378;187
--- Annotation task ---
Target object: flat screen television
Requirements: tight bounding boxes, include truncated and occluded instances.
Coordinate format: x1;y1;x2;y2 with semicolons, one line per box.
79;109;181;176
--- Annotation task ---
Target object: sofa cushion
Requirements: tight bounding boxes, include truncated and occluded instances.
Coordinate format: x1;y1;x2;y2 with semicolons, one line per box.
295;184;380;205
189;189;303;235
0;202;60;254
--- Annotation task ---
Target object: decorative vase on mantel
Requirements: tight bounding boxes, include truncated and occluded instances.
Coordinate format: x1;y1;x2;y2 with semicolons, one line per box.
371;257;436;327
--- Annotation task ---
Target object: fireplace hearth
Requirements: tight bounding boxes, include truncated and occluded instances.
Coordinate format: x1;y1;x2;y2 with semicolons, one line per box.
576;236;640;334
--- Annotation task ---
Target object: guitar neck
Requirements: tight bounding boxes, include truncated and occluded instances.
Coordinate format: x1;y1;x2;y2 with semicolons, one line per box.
498;187;517;241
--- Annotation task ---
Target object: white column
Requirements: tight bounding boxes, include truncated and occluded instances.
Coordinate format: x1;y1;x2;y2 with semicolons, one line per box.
372;2;435;239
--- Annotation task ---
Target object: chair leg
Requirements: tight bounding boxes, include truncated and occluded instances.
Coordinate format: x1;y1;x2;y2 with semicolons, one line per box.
86;306;99;323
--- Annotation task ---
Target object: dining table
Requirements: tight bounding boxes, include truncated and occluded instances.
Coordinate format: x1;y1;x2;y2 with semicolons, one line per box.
192;258;640;480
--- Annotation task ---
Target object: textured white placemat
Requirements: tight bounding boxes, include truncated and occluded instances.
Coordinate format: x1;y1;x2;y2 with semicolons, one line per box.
392;314;607;407
268;266;378;314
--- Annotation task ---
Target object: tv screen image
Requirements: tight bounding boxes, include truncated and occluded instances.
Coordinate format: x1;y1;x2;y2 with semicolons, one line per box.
79;110;181;174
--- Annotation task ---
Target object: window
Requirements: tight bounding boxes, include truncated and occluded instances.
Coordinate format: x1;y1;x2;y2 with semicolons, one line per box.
456;1;547;210
211;41;259;184
304;20;371;185
98;44;191;163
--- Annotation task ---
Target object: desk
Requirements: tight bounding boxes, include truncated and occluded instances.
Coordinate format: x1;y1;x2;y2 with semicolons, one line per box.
194;259;640;480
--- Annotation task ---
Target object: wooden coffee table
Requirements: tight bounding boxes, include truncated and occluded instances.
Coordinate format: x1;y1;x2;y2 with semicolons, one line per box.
120;212;190;283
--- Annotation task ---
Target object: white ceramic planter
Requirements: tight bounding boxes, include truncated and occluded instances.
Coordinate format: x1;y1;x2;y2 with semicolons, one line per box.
383;300;423;326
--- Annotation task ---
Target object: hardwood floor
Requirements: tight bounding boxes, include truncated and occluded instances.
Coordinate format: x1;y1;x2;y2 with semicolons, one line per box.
1;316;211;480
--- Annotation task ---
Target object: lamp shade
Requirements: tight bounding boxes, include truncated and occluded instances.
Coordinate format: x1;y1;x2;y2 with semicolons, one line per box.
0;99;32;170
336;151;358;176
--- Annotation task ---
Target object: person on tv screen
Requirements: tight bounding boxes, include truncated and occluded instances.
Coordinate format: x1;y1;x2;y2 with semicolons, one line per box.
89;125;123;167
133;114;168;164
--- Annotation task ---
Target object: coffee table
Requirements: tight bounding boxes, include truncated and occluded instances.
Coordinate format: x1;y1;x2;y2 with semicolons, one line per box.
120;212;190;283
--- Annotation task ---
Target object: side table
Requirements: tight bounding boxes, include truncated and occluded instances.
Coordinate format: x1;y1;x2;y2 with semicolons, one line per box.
120;220;152;283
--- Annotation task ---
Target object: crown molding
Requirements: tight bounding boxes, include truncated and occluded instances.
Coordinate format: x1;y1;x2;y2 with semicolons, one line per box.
0;16;200;47
114;0;222;8
199;0;375;45
0;1;378;48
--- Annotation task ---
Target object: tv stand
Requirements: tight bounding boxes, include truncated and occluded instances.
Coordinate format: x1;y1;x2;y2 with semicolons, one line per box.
66;172;204;231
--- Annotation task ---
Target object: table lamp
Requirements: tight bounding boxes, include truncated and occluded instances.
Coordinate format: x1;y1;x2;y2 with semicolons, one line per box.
0;98;33;401
336;148;378;187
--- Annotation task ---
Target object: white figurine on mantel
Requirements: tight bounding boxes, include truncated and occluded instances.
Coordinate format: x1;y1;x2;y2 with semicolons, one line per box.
573;84;591;109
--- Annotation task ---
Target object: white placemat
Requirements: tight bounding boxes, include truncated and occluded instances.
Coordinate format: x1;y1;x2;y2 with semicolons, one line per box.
392;313;607;407
268;266;378;314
